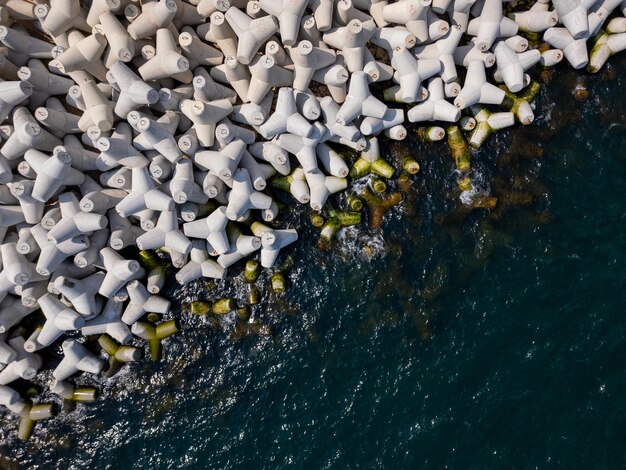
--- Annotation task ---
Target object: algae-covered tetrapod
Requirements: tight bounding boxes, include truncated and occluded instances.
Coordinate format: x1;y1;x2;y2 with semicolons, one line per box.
446;125;471;174
131;319;179;361
360;187;403;229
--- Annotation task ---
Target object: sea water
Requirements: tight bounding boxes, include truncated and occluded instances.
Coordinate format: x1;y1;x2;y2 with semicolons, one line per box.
1;60;625;469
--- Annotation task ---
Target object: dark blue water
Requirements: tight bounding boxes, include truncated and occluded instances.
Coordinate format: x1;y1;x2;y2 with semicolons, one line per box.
2;61;626;469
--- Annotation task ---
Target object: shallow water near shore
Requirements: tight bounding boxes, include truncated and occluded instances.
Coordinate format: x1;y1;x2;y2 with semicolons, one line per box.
2;61;626;468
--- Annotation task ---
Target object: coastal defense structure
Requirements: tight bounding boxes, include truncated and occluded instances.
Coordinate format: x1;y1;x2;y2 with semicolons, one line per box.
0;0;623;442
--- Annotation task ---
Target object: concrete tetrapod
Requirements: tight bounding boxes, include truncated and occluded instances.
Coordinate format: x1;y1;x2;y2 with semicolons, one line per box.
250;222;299;268
52;339;105;381
408;77;461;122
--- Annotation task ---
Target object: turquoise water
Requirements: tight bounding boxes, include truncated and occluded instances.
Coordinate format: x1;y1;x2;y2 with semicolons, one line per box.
1;61;626;468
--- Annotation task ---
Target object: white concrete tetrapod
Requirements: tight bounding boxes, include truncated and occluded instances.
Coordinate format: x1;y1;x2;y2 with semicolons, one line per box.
336;71;388;125
136;210;192;255
225;168;273;221
215;119;256;146
98;247;145;298
315;142;349;178
312;59;350;103
0;334;17;366
99;10;135;67
493;41;526;92
49;31;107;75
0;337;41;384
360;108;407;137
47;192;109;245
248;141;291;175
454;60;507;109
175;239;225;283
167;158;209;204
382;0;432;41
247;54;293;104
0;26;54;62
224;6;279;64
274;122;326;172
196;0;230;18
2;107;62;161
127;0;178;40
493;43;541;90
76;79;114;132
16;59;73;109
466;0;509;51
259;0;308;46
210;56;251;102
250;222;298;268
183;206;230;255
34;99;81;138
319;96;363;143
82;298;131;343
543;27;589;69
53;272;105;317
414;25;463;83
265;39;292;67
309;0;335;31
115;166;174;218
289;40;337;91
121;280;170;325
108;210;143;250
198;172;228;201
107;62;159;118
25;147;84;202
74;229;109;269
0;384;29;416
7;180;45;224
197;11;238;58
258;87;313;139
0;81;32;122
552;0;590;39
509;0;559;33
179;26;223;67
334;0;373;27
322;19;376;72
587;0;623;37
0;241;36;290
0;296;37;333
192;67;237;103
230;90;273;125
216;229;261;268
40;0;82;37
371;26;418;51
293;89;322;121
138;28;191;83
129;111;182;163
304;168;348;211
180;98;233;147
387;45;440;103
194;138;246;183
35;294;85;347
95;123;148;171
453;42;496;68
31;224;90;276
239;150;275;191
52;339;105;381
